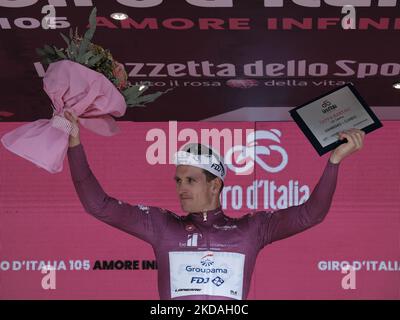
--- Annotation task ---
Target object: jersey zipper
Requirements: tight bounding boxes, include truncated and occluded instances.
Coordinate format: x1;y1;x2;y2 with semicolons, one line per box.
198;211;210;249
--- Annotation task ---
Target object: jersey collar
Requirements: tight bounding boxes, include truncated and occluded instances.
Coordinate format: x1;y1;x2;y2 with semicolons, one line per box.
188;206;224;223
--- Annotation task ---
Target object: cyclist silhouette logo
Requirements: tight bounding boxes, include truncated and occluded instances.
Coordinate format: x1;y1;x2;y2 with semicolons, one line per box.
225;129;288;176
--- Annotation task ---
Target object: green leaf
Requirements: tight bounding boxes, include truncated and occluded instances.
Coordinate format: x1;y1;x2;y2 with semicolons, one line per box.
77;39;90;62
85;7;97;42
128;88;173;107
126;92;162;107
36;47;46;57
78;8;97;60
55;48;67;59
69;41;78;60
43;44;55;55
59;32;70;47
79;51;94;64
122;85;142;100
44;57;53;65
87;54;103;67
89;7;97;27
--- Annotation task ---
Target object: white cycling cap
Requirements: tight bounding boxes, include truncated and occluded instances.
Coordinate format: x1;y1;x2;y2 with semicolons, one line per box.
174;143;227;181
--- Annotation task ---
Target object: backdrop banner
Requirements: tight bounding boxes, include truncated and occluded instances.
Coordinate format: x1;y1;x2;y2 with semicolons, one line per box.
0;121;398;299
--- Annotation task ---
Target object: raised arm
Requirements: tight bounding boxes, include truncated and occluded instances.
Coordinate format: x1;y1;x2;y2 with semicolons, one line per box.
67;144;161;244
254;128;365;248
263;158;339;245
64;111;162;245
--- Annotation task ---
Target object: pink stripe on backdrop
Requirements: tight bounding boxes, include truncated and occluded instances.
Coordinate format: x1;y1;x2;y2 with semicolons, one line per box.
0;121;399;299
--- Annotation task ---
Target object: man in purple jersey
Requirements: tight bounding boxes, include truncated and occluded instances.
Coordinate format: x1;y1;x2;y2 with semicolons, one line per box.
64;111;365;300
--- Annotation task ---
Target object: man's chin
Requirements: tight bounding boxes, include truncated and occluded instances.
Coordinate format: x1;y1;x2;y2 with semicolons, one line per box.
180;204;191;213
180;202;196;213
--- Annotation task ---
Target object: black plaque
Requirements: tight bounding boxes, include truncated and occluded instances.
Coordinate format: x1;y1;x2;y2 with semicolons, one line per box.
289;83;383;156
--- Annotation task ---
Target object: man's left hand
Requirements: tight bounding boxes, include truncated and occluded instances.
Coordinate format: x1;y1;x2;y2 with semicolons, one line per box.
329;128;366;164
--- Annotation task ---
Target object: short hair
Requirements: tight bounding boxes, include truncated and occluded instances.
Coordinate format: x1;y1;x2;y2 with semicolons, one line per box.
183;143;213;157
202;169;224;194
184;143;224;194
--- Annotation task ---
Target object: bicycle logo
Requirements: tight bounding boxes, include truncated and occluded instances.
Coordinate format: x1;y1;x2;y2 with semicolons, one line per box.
224;129;288;175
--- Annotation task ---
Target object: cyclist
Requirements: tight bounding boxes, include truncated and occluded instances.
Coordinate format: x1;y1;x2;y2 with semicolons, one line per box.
65;111;365;300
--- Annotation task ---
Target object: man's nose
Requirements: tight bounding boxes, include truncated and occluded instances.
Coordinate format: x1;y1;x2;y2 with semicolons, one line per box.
178;184;190;196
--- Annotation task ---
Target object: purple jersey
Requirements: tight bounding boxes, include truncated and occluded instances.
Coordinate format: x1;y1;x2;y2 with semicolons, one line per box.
67;144;339;300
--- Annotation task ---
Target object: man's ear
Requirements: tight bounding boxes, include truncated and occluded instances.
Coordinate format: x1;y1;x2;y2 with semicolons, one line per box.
212;178;222;194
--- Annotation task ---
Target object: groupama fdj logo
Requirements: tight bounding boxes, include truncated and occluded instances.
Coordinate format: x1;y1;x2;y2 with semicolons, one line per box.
201;253;214;267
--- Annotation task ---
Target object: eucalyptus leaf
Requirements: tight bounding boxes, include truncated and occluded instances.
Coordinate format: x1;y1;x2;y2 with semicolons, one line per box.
55;48;67;59
77;38;89;58
122;85;142;99
77;38;91;63
69;41;78;60
129;88;173;106
44;45;55;54
126;92;163;107
59;32;70;47
88;54;103;65
78;8;97;61
80;51;94;64
83;7;97;43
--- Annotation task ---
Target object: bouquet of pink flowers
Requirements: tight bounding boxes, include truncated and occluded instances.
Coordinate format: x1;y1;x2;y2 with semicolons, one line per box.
36;7;169;107
1;8;170;174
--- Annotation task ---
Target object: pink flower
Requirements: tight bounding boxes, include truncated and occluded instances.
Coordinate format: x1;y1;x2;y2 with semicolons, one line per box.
112;61;128;90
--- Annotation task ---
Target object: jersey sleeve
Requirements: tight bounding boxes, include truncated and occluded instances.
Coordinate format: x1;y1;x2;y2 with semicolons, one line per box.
67;143;166;245
251;158;340;250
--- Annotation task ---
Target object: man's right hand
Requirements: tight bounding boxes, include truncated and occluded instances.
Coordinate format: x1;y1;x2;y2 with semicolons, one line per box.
64;111;80;148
